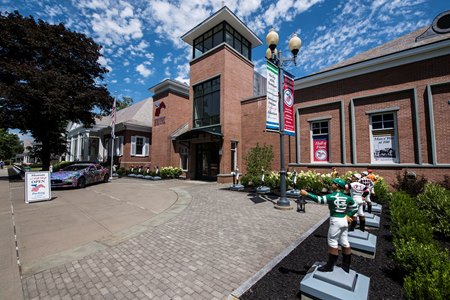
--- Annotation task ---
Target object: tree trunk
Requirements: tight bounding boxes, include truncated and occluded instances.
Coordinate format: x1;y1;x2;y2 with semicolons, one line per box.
40;138;51;171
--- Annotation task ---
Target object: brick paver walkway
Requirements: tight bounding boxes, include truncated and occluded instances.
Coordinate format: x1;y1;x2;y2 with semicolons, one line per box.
21;182;328;299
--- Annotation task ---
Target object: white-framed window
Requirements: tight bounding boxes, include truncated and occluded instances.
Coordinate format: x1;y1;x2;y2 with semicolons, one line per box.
231;141;238;171
180;146;189;171
114;136;124;156
131;136;149;157
370;112;399;164
310;121;329;162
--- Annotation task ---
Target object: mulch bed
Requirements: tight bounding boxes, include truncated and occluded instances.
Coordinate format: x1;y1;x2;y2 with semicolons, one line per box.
241;204;405;300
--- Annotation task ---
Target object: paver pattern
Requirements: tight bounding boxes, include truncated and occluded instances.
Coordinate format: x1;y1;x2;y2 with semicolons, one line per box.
21;180;328;299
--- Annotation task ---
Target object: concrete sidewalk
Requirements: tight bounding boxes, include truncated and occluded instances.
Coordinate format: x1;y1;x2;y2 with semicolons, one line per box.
0;167;24;300
2;170;329;300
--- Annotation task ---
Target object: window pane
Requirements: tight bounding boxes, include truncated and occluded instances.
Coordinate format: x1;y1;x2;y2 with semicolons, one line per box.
372;115;382;122
312;123;319;129
321;127;328;134
213;30;222;46
372;122;383;129
383;114;394;121
225;32;233;46
204;36;212;51
313;129;320;135
234;37;241;52
384;121;394;129
242;44;249;59
193;77;220;128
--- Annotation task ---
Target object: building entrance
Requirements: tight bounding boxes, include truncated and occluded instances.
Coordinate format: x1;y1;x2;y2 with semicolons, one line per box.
195;142;220;181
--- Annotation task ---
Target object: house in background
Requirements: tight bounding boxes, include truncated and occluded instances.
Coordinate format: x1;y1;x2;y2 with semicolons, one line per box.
65;97;153;168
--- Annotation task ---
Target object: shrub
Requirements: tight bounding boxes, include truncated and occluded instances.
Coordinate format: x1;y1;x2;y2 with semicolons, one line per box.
416;183;450;238
439;175;450;190
264;171;280;189
116;167;126;177
243;144;273;179
373;178;391;204
296;170;327;194
240;173;258;187
390;192;433;243
393;239;443;275
160;166;182;178
403;262;450;300
393;170;427;196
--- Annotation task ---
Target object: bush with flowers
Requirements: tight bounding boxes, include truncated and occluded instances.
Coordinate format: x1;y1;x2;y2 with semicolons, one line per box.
160;166;182;179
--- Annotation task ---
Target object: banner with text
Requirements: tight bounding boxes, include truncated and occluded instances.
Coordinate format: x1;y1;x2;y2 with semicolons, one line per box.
283;71;295;136
266;61;279;131
313;136;329;162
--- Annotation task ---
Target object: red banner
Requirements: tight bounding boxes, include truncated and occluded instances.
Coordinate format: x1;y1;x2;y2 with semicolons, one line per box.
313;138;328;162
283;73;295;136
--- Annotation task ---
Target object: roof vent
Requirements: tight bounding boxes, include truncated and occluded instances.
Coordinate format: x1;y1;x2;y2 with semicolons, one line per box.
416;10;450;42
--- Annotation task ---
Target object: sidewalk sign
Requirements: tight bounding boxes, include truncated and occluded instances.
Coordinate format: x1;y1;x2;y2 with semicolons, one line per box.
25;171;52;203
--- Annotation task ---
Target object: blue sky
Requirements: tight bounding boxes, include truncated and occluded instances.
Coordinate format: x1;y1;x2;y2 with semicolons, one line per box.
2;0;448;105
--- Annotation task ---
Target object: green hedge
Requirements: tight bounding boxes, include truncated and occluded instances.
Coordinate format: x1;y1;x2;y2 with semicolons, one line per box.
416;183;450;238
391;191;450;300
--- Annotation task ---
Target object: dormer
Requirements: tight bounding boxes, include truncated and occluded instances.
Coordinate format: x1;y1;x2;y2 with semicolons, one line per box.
181;6;262;61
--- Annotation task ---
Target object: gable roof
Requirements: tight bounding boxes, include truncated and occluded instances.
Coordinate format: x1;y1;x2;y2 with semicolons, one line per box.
295;19;450;90
96;97;153;128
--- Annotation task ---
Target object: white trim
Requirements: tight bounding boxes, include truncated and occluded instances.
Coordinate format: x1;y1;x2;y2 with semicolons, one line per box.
295;39;450;90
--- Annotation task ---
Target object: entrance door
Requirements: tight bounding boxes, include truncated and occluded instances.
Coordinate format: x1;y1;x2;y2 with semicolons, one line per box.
195;143;220;181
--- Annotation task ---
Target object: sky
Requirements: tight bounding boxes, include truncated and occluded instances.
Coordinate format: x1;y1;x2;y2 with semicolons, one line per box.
1;0;448;105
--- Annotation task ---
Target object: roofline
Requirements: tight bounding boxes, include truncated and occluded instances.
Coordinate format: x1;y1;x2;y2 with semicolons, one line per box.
295;38;450;90
180;6;262;48
148;79;189;94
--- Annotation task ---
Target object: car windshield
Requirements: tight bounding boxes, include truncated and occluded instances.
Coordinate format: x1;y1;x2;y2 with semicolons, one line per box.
63;165;89;171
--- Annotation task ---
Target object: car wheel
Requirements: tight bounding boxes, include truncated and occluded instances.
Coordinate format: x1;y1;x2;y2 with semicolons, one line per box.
103;174;110;183
77;177;86;188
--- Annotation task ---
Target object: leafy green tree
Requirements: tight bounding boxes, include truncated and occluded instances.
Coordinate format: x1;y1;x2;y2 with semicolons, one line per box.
0;129;23;160
117;96;134;111
244;143;274;177
0;11;113;170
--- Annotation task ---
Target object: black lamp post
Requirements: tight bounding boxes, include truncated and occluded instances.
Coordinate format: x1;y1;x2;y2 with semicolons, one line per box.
266;28;302;210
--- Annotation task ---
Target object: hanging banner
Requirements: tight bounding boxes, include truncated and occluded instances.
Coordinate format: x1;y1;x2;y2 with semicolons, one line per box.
266;61;279;131
372;135;397;162
283;71;295;136
313;137;329;162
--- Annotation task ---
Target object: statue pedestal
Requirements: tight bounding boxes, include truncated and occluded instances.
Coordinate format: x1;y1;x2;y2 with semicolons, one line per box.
128;173;136;177
152;176;161;180
230;184;244;191
286;189;300;197
358;213;380;228
144;175;153;180
348;229;377;258
136;174;144;178
256;186;270;194
365;202;382;213
299;263;370;300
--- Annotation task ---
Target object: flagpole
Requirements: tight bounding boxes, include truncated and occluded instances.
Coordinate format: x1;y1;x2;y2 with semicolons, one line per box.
110;97;116;180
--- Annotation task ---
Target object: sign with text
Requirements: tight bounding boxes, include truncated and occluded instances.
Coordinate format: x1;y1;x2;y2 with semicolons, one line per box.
25;172;52;203
313;137;329;162
283;72;295;136
266;61;279;131
372;135;397;163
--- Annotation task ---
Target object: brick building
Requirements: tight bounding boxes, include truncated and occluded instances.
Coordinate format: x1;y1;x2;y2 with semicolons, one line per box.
148;6;450;183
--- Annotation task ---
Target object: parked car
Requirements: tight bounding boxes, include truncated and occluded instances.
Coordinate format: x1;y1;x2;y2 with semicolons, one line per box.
51;163;109;188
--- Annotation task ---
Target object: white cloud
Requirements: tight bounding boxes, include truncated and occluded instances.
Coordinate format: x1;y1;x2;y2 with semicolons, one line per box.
136;64;152;77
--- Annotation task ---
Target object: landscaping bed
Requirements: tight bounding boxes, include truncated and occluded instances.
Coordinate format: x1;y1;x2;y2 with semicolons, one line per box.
240;203;405;299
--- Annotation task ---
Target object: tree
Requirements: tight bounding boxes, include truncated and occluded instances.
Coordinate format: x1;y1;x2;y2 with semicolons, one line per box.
116;96;133;111
0;129;23;160
0;11;113;170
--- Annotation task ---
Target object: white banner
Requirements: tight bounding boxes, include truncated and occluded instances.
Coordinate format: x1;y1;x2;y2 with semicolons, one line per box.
266;61;279;131
25;172;52;203
372;135;397;163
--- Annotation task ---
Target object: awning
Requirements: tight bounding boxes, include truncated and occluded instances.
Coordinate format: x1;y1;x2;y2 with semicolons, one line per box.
174;126;222;141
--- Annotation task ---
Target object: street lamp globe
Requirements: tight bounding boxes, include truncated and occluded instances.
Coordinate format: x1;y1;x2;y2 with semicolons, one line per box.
265;47;278;60
266;28;279;51
289;33;302;59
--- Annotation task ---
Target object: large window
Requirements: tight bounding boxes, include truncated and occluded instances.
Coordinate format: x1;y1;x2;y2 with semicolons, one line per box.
311;121;329;162
370;113;399;163
193;77;220;128
193;22;251;60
